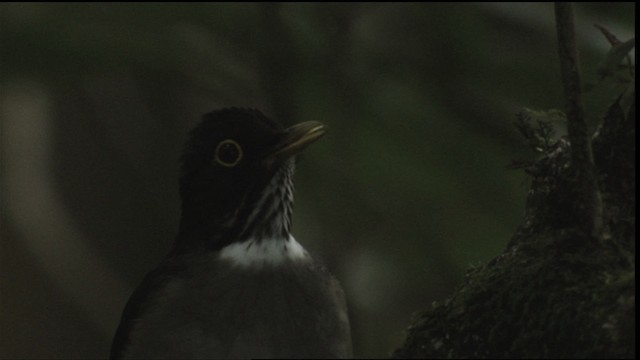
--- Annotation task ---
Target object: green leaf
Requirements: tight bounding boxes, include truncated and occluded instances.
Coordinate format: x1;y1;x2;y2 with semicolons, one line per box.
597;38;636;78
619;76;635;120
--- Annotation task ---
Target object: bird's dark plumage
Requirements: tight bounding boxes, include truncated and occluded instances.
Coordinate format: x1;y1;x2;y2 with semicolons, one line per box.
111;108;351;359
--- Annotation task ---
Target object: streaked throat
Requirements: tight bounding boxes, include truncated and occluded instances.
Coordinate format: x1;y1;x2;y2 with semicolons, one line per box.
220;160;309;267
240;160;295;240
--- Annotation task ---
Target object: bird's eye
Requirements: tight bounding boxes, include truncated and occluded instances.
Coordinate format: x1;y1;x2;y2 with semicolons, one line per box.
214;139;243;167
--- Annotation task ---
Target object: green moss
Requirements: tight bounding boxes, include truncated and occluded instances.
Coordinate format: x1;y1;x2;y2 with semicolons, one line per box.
393;92;635;359
394;231;634;358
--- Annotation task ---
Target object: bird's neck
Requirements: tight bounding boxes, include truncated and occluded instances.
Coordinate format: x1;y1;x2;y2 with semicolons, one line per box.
176;162;297;252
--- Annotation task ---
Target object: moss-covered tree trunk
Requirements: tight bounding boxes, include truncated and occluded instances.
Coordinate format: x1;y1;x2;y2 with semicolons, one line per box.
393;4;635;358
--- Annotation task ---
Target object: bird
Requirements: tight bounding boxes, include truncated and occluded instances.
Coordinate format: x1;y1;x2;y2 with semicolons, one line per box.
110;108;352;359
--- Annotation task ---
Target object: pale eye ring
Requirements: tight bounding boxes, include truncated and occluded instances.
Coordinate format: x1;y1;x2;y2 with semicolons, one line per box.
214;139;243;167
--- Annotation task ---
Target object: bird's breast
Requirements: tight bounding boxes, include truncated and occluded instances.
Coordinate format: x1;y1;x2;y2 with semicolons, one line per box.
122;243;351;358
218;235;310;267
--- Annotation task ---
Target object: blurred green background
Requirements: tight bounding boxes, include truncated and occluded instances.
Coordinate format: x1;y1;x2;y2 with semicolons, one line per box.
0;3;634;358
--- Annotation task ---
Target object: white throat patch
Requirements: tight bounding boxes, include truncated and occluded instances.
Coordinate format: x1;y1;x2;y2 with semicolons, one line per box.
218;235;309;267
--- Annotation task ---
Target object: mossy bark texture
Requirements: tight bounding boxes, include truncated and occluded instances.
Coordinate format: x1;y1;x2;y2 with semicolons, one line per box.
393;4;635;358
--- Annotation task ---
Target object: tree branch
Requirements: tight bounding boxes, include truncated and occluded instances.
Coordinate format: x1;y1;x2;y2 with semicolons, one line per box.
554;2;603;238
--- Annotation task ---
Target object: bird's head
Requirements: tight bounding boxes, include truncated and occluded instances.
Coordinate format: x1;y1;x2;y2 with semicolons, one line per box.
177;108;325;250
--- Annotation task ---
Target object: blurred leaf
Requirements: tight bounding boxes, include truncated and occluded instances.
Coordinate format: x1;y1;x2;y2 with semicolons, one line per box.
597;37;635;78
619;76;635;120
